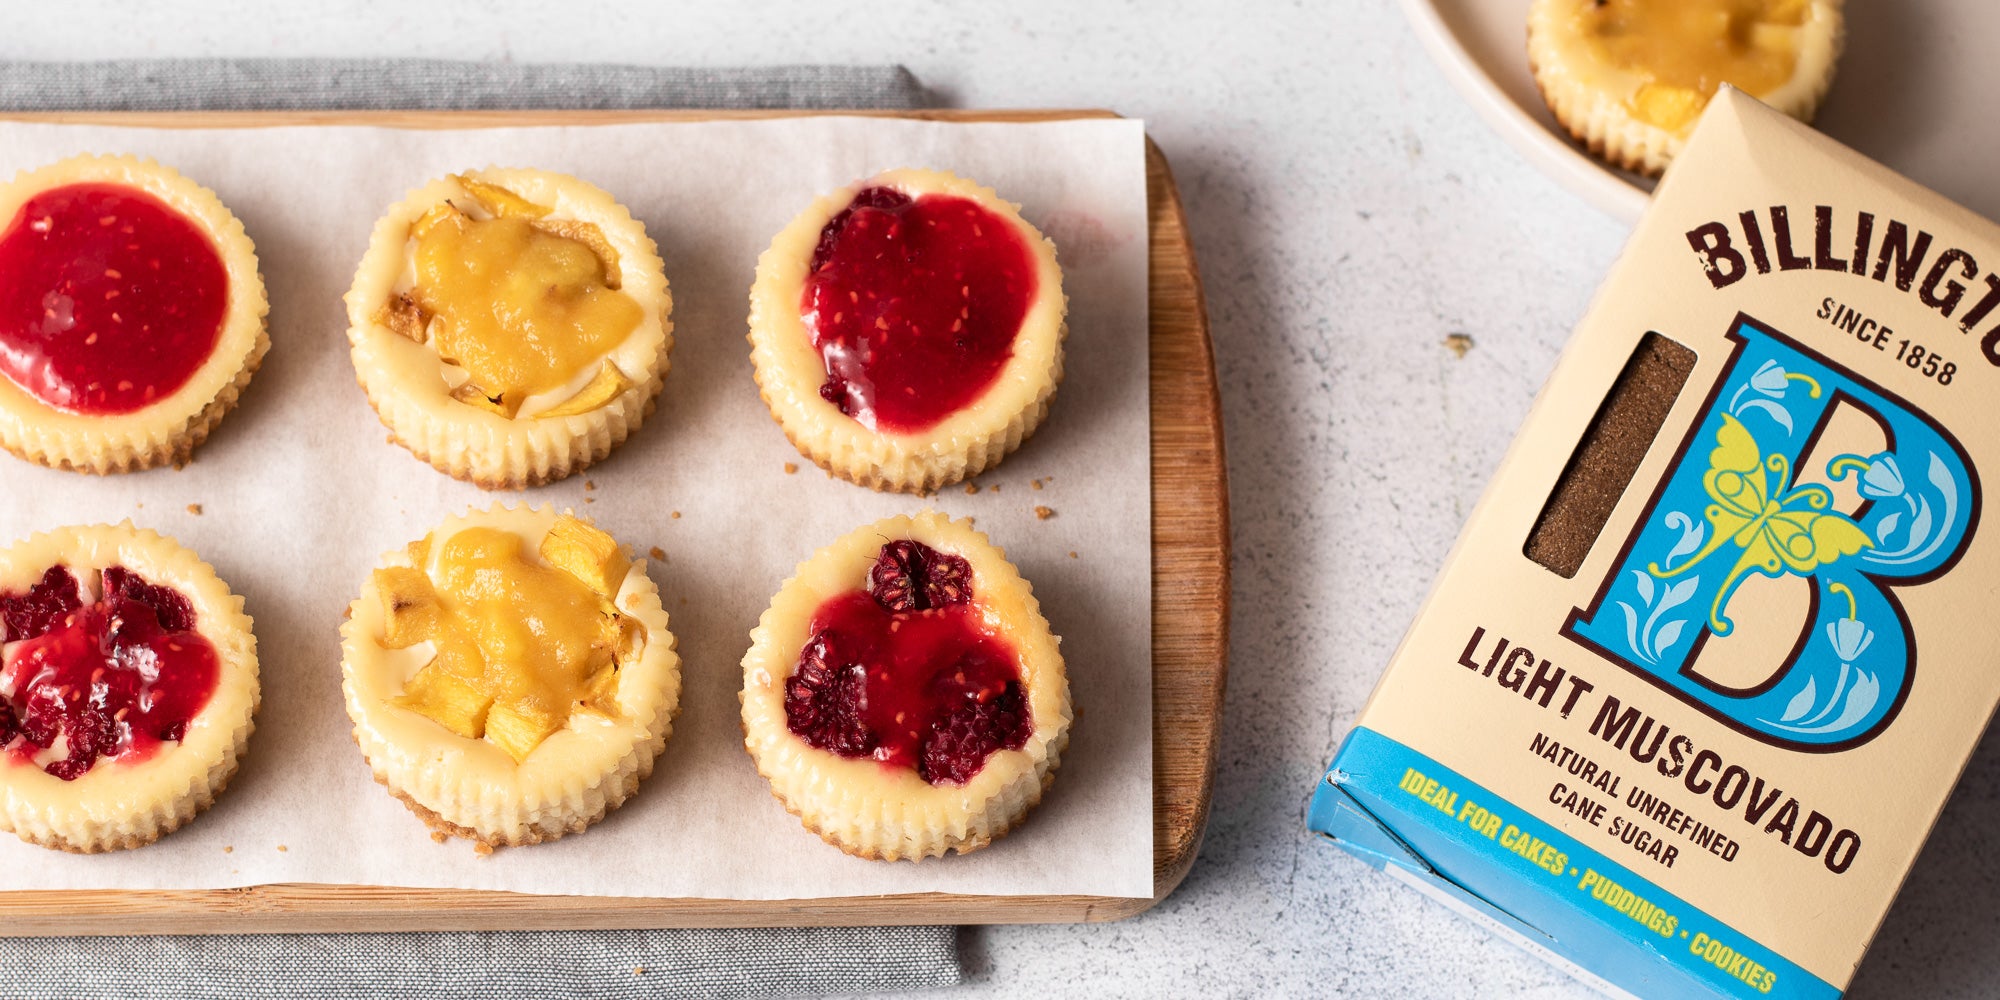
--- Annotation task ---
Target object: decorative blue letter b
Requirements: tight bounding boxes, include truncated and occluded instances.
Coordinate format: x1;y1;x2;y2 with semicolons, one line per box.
1566;315;1979;751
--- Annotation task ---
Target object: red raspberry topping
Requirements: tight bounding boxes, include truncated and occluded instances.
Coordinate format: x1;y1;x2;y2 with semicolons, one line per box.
0;565;220;780
801;185;1037;434
0;183;230;415
0;565;83;643
784;540;1031;786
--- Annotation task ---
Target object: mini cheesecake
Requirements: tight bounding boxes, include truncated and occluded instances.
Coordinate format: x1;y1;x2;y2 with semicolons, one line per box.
1529;0;1844;176
0;155;269;474
342;506;679;848
346;169;672;489
741;511;1070;860
748;169;1066;493
0;524;258;853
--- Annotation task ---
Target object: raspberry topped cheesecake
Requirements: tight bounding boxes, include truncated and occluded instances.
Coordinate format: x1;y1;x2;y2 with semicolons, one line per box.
346;169;672;489
749;169;1066;493
0;155;269;474
0;523;259;853
342;506;679;847
742;511;1070;860
1529;0;1844;176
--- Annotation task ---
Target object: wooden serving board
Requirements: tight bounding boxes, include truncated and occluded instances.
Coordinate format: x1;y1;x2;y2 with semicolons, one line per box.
0;110;1228;933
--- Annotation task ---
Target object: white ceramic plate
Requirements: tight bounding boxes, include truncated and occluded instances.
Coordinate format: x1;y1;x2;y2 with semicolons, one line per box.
1402;0;2000;225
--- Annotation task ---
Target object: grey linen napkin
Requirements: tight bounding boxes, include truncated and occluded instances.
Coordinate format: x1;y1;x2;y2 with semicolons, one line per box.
0;58;957;1000
0;58;929;111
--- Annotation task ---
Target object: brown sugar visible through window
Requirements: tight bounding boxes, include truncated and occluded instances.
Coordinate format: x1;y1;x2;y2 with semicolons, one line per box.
1524;332;1696;579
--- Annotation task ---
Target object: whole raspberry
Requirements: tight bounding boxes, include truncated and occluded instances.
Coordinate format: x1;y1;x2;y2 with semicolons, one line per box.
868;540;973;613
784;633;876;757
919;680;1031;786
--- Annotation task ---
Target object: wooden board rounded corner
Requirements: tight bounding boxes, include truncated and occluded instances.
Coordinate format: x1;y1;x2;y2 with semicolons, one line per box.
0;111;1227;933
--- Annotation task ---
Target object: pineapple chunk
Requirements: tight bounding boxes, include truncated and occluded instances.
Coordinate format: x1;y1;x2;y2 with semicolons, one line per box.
539;515;630;595
1763;0;1810;24
410;201;468;240
485;700;563;762
450;381;520;418
574;666;621;718
1631;83;1707;133
375;566;442;648
396;662;493;739
453;175;551;219
430;631;487;682
533;219;624;289
375;293;430;343
537;361;632;420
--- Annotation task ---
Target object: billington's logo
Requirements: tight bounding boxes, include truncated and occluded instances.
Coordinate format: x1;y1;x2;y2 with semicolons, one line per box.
1565;314;1980;751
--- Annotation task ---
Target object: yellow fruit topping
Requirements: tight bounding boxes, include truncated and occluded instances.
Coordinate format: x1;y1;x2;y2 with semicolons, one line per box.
375;566;443;649
383;518;644;762
453;174;552;220
535;219;624;291
398;663;491;739
1580;0;1809;132
1631;83;1709;132
538;360;634;420
538;514;630;595
403;177;641;418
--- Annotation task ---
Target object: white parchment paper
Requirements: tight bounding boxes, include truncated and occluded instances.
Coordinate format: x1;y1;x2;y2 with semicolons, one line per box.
0;117;1152;900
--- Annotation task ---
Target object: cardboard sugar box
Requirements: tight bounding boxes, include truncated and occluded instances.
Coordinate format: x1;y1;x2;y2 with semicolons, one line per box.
1311;89;2000;998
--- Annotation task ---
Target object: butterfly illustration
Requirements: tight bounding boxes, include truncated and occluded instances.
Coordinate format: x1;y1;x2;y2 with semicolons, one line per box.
1648;415;1873;636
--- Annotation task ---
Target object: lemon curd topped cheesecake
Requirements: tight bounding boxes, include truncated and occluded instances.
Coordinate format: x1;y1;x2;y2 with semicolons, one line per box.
346;169;672;489
749;169;1066;493
0;155;269;474
341;506;679;847
0;523;258;853
1529;0;1844;176
742;511;1070;860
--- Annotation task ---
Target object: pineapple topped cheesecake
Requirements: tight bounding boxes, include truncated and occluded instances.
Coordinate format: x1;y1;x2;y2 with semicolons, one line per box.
1529;0;1844;175
341;506;678;847
346;169;672;489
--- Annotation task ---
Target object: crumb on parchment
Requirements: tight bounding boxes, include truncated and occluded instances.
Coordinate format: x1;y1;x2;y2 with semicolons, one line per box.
964;483;979;495
1034;506;1055;520
474;842;494;857
584;479;596;491
783;462;798;474
671;511;681;520
1069;551;1079;559
649;547;666;561
186;504;203;516
1444;332;1474;358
